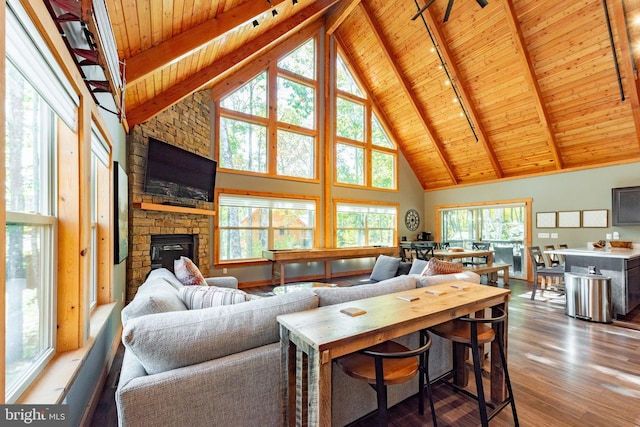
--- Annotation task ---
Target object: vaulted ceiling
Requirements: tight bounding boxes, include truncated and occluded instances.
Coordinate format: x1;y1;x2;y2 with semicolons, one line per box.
105;0;640;190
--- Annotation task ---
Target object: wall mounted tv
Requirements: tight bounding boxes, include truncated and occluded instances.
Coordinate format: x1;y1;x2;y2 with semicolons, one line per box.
144;137;217;203
612;185;640;226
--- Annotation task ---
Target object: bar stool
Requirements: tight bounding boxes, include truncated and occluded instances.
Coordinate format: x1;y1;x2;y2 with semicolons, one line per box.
336;330;437;427
430;307;518;426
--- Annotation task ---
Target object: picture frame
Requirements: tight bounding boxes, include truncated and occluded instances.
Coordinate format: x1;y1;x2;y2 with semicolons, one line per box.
582;209;608;228
536;212;557;228
114;161;129;264
558;210;581;228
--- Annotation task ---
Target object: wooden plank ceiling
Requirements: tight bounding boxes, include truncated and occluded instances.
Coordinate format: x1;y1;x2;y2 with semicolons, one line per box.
106;0;640;190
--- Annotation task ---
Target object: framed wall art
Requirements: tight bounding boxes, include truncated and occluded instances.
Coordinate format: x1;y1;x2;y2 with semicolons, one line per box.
536;212;557;228
114;161;129;264
558;210;581;228
582;209;608;228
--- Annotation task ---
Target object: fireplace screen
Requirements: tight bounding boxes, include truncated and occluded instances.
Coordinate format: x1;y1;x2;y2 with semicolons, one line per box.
150;234;197;272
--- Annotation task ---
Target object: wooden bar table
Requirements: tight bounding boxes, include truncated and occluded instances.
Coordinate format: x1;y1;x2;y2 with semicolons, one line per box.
263;246;399;286
277;281;511;426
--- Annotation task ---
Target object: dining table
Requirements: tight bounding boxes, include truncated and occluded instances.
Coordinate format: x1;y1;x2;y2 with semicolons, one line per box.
277;281;511;426
433;248;494;264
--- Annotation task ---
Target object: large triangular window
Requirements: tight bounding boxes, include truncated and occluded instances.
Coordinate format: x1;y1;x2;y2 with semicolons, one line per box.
334;50;397;190
217;38;318;180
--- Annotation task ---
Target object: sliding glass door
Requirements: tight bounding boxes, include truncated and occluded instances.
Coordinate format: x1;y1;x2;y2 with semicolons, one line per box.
439;202;529;278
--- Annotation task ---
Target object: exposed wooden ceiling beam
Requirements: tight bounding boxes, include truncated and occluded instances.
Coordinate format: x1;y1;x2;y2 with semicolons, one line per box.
125;0;287;87
423;7;504;179
126;0;338;127
609;0;640;150
359;2;458;186
325;0;361;35
503;0;563;169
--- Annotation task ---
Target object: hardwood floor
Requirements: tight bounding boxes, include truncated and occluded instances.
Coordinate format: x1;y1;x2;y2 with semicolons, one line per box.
91;276;640;426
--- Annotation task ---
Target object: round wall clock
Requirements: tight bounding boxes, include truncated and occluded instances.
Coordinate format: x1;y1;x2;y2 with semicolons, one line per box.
405;209;420;231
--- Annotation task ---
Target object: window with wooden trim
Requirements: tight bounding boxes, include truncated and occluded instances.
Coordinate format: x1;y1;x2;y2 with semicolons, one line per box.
217;38;318;181
334;51;397;190
335;202;397;248
5;60;57;403
218;193;317;261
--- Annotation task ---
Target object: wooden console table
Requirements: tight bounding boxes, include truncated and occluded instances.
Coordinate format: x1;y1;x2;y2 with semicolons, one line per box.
278;282;511;426
262;247;398;286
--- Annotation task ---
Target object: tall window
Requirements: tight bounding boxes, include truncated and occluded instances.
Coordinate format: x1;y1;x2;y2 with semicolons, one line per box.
218;194;317;261
335;202;397;247
90;128;110;309
335;52;397;190
5;60;56;402
218;38;318;180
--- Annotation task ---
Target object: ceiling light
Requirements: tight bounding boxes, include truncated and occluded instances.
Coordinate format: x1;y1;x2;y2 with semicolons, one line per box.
292;0;298;4
252;20;259;27
272;9;278;16
476;0;488;7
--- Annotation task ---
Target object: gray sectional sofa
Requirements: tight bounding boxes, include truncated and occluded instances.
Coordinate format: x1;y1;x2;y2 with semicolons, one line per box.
116;267;480;427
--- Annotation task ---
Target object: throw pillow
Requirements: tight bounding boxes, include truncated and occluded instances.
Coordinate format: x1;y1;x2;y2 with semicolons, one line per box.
174;256;207;286
369;255;401;281
421;257;463;276
179;285;262;309
408;258;428;275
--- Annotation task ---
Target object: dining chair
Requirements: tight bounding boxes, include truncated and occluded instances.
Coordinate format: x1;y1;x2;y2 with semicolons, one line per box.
463;242;491;266
336;330;438;427
528;246;564;300
543;244;561;267
412;242;436;260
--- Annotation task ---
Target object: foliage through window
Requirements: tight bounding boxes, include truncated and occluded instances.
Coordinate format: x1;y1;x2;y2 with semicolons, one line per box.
218;39;317;180
334;50;396;190
335;202;397;248
5;60;56;402
218;194;317;261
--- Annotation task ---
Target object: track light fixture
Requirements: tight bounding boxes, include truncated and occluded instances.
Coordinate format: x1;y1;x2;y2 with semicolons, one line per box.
272;9;278;16
411;0;479;141
292;0;298;4
252;19;259;27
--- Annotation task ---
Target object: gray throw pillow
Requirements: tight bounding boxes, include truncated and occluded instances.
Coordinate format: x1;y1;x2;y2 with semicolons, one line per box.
408;258;429;275
369;255;401;281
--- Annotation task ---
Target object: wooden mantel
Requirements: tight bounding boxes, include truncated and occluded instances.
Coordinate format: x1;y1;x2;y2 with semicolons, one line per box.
133;202;216;216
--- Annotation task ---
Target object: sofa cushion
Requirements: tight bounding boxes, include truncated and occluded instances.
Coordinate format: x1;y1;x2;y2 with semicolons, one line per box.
369;255;401;281
397;261;412;276
146;267;184;290
315;275;416;307
174;256;207;286
179;286;262;309
408;259;428;275
422;257;463;276
122;289;319;374
121;279;187;325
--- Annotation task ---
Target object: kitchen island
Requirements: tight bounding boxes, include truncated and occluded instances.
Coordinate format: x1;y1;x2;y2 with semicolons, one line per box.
548;246;640;317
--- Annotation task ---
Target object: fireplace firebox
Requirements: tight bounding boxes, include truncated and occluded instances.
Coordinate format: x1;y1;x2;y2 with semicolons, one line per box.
150;234;198;272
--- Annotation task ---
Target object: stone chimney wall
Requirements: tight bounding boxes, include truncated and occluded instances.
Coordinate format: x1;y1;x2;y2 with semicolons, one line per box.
126;90;213;301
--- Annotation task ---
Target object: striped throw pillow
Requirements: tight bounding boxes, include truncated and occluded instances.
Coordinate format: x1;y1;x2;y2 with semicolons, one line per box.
179;286;262;309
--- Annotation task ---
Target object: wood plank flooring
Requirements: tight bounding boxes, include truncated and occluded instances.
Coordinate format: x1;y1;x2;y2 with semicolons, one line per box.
90;277;640;427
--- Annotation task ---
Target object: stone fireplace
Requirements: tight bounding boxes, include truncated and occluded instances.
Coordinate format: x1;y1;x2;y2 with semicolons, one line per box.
126;89;213;302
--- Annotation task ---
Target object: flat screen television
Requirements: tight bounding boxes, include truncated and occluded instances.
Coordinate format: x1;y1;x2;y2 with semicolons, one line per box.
612;186;640;226
144;137;217;202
